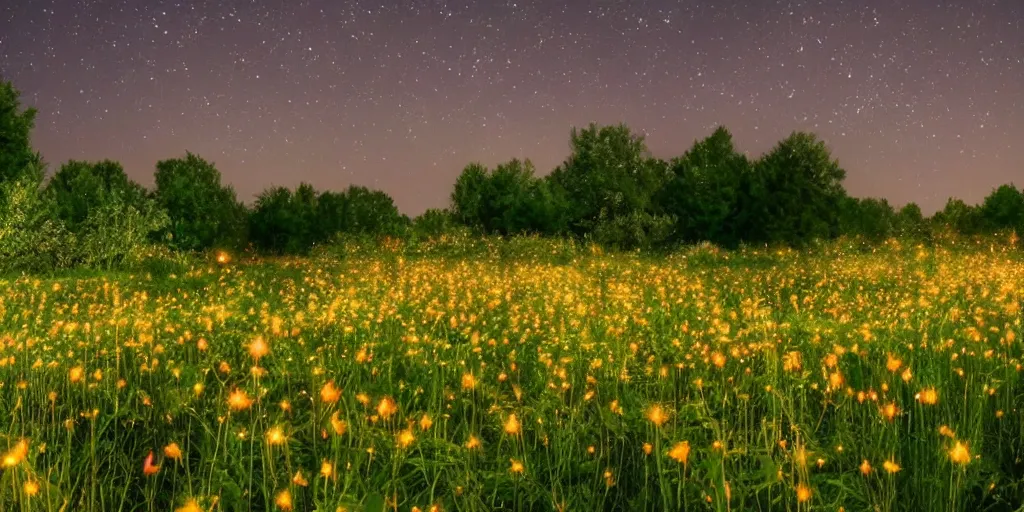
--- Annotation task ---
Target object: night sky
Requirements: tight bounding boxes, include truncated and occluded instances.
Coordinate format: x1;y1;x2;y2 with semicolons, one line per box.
1;1;1021;216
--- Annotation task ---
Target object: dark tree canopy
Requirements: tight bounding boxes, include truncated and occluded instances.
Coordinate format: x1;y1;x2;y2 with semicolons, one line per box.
45;159;149;231
153;152;248;251
0;79;43;184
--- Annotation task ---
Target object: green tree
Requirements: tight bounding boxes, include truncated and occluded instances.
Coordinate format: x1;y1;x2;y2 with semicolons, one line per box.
340;185;406;236
979;184;1024;232
451;163;489;230
0;169;74;272
931;198;982;235
548;123;669;235
894;202;929;240
0;79;43;184
837;197;896;241
746;132;847;245
45;159;150;231
658;126;750;247
153;152;248;251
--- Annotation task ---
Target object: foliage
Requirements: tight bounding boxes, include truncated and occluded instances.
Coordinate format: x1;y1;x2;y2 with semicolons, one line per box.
0;79;43;184
0;171;75;273
657;126;750;247
73;195;170;269
979;183;1024;232
838;196;896;242
548;123;670;247
45;159;151;232
153;152;248;251
744;131;848;246
1;243;1022;510
249;183;320;254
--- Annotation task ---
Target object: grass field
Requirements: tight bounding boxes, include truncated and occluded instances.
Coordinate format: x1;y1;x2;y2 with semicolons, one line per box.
0;238;1022;511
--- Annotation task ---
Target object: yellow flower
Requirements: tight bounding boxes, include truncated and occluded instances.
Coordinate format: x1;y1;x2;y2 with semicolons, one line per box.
668;441;691;465
646;405;668;427
376;397;398;419
69;366;84;384
2;439;29;467
883;460;901;474
330;412;347;436
795;484;812;503
22;480;39;497
248;336;269;360
163;442;182;461
949;441;971;465
461;373;477;390
266;426;287;446
642;443;653;455
465;435;482;450
228;389;253;411
917;387;938;405
397;428;416;449
320;460;334;478
320;381;341;404
504;413;521;435
419;414;433;431
859;459;872;475
175;499;202;512
275;489;293;510
292;471;309;487
509;459;525;474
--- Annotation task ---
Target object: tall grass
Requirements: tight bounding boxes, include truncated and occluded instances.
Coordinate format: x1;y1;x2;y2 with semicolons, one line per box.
0;237;1021;511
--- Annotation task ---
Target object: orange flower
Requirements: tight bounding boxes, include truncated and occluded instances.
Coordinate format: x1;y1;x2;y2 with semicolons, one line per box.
461;373;477;390
228;389;253;411
248;336;269;360
419;414;433;431
275;489;292;510
2;439;29;467
795;484;812;503
668;441;691;465
646;405;668;427
509;459;525;474
377;396;398;419
292;471;309;487
397;428;416;448
266;426;287;446
465;435;482;450
859;459;872;475
882;460;900;474
143;451;160;476
504;413;521;435
163;442;182;461
22;480;39;497
916;387;938;405
320;381;341;404
69;366;84;384
949;441;971;465
330;412;347;436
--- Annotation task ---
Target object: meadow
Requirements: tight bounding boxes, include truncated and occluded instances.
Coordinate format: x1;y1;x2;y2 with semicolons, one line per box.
0;237;1022;511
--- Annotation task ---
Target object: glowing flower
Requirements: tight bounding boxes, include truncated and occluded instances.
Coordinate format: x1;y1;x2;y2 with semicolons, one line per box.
668;441;691;465
883;460;901;474
949;441;971;465
320;381;341;404
69;366;84;384
163;442;182;461
330;412;347;436
465;435;481;450
143;451;160;476
175;499;202;512
228;389;253;411
2;439;29;467
419;414;433;431
646;405;668;427
248;336;269;360
509;459;525;474
916;387;938;405
504;413;521;435
292;471;309;487
266;426;287;446
461;373;477;390
22;480;39;497
860;459;872;475
377;396;398;419
275;489;293;510
795;484;812;503
397;428;416;449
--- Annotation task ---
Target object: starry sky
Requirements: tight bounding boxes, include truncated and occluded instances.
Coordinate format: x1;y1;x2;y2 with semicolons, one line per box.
1;0;1021;216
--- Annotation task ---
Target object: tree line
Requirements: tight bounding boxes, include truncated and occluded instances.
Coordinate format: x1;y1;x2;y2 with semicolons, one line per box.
2;78;1022;272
